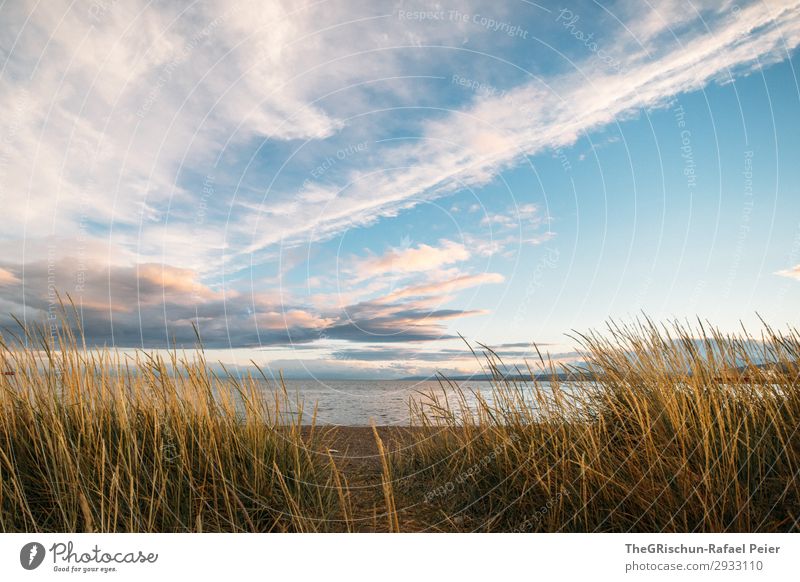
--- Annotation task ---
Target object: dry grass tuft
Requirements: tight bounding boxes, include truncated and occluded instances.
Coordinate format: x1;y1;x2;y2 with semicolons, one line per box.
0;315;350;532
395;319;800;532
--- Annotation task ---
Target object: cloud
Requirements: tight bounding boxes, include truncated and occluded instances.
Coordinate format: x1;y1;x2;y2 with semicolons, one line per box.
1;0;498;277
0;257;313;347
469;204;553;256
234;0;800;261
4;0;797;269
352;239;470;280
776;265;800;280
618;0;740;47
332;346;476;362
0;0;423;266
382;272;505;301
330;341;551;362
480;204;540;229
0;256;488;348
0;268;19;286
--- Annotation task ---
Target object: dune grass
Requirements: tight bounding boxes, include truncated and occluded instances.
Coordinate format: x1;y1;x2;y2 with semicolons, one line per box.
0;318;351;533
1;315;798;532
393;319;800;532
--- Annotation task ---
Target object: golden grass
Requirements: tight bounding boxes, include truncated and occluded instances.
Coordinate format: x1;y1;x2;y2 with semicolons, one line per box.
0;318;351;532
394;318;800;532
1;314;798;532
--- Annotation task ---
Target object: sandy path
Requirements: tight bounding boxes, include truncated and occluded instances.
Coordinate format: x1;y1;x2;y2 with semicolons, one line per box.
303;426;433;532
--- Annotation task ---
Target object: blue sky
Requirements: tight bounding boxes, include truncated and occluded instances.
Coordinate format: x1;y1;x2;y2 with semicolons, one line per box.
1;0;799;378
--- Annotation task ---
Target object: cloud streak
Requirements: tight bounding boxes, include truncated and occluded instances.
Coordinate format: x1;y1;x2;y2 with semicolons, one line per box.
776;265;800;280
233;0;800;262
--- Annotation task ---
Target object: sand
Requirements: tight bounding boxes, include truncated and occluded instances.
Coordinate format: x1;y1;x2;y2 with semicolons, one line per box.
302;426;434;531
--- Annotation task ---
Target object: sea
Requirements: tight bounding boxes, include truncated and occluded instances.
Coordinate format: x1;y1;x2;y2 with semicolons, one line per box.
262;379;513;426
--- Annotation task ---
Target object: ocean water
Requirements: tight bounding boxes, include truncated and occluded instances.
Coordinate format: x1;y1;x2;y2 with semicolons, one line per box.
261;379;513;426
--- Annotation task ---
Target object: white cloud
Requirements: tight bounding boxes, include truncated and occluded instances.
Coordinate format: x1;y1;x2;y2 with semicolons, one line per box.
352;239;470;281
0;0;395;254
4;0;798;269
233;0;800;261
776;265;800;280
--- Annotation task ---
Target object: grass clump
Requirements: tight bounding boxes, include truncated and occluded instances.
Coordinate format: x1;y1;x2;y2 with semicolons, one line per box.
0;318;350;533
396;319;800;532
2;314;798;533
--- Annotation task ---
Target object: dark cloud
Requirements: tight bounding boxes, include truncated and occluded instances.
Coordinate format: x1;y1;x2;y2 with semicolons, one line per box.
0;259;480;348
319;323;452;344
330;344;551;362
332;348;466;362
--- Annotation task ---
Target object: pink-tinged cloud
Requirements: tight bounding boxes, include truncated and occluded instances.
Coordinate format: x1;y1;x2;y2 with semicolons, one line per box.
0;256;490;347
353;240;470;280
137;263;223;302
776;265;800;280
0;268;19;286
383;272;505;301
257;309;334;330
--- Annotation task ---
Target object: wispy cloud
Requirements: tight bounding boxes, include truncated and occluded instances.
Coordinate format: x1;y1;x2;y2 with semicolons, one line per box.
5;0;798;266
776;265;800;280
380;272;505;302
228;0;800;268
0;0;425;263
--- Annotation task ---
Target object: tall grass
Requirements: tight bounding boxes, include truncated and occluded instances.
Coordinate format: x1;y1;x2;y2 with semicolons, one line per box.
2;315;798;532
396;319;800;532
0;318;351;532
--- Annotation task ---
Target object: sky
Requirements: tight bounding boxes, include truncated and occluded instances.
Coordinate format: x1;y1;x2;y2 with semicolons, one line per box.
0;0;799;379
